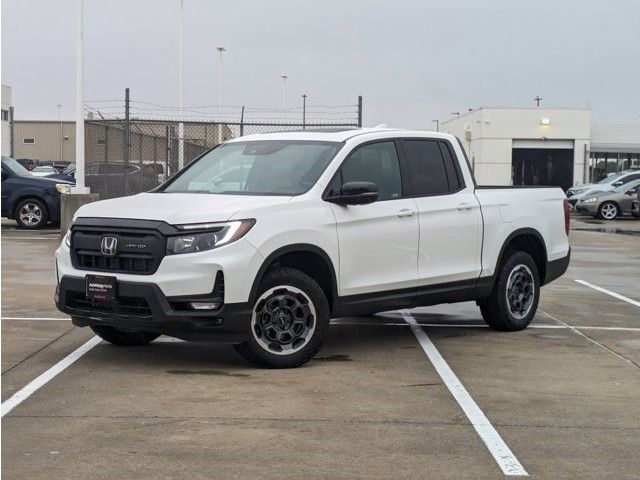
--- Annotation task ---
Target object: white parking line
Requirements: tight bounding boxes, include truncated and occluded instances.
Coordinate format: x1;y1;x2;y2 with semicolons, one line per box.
1;236;60;241
402;311;528;477
1;336;101;417
575;279;640;308
1;317;69;321
3;317;640;333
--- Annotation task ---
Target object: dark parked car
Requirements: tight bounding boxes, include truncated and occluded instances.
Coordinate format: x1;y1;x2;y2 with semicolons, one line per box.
1;156;72;229
16;158;38;171
46;162;76;183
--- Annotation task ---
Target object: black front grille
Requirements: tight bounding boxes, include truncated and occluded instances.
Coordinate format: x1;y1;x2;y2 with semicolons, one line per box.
71;225;166;275
66;291;153;317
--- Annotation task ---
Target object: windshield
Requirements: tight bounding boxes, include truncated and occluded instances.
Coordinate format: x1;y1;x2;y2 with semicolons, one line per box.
161;140;342;196
613;179;640;193
1;156;33;177
63;163;76;174
597;172;625;184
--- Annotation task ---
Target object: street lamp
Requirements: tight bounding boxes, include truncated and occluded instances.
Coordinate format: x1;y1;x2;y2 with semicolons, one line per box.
177;0;184;169
216;47;225;107
216;46;226;144
280;75;288;109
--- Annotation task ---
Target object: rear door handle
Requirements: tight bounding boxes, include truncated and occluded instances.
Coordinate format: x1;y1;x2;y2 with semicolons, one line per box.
457;203;473;211
396;208;416;218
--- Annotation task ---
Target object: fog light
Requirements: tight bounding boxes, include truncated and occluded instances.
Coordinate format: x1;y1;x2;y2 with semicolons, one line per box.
190;302;221;311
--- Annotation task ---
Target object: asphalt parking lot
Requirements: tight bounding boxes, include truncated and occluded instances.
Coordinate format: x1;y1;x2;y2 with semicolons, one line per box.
1;216;639;479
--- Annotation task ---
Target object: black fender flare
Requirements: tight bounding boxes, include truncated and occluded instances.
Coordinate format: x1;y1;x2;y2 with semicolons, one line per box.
493;227;548;280
248;243;338;305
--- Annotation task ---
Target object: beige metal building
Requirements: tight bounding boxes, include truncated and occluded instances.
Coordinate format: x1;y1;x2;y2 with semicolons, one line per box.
13;120;76;162
12;120;232;165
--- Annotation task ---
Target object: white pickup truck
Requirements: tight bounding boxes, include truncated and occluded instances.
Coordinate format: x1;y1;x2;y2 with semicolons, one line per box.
55;128;571;368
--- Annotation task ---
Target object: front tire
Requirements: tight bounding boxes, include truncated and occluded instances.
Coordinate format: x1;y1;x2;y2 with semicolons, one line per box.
598;201;618;220
15;198;48;229
632;201;640;219
234;267;330;368
478;251;540;331
91;325;160;346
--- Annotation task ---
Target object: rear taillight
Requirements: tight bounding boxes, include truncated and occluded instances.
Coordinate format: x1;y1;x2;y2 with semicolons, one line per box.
563;198;571;235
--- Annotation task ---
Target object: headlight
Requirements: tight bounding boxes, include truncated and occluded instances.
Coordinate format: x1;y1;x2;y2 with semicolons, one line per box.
583;197;598;203
166;219;255;255
64;229;71;247
55;183;72;194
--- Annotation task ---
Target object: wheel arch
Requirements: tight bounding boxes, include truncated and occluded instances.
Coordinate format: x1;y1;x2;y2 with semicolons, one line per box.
249;244;338;313
495;228;548;285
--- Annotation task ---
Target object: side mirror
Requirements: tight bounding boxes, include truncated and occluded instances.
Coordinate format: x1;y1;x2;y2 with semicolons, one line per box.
1;170;7;181
326;181;378;205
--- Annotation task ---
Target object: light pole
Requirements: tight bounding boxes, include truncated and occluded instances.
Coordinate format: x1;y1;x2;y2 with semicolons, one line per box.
73;0;87;193
432;119;439;132
177;0;184;170
280;74;288;109
302;94;307;130
216;46;225;144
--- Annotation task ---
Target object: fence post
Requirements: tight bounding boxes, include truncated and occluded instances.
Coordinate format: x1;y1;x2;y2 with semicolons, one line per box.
124;87;130;195
302;94;307;130
9;106;14;157
240;106;245;137
357;95;363;128
165;125;171;179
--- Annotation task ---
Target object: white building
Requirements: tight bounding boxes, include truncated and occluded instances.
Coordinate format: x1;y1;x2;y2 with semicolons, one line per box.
442;107;640;191
442;107;591;190
1;84;12;156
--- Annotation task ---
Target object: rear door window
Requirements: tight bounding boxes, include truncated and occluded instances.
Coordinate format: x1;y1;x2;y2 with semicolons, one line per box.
400;140;450;196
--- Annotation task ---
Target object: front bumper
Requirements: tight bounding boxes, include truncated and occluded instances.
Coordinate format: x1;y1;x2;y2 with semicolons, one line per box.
575;203;598;215
55;275;251;343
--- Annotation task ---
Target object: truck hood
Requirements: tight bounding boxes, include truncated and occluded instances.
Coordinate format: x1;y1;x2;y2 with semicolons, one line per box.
74;192;292;224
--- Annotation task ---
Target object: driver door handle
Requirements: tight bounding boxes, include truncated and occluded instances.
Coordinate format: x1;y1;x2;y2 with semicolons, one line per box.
397;208;416;218
457;203;473;211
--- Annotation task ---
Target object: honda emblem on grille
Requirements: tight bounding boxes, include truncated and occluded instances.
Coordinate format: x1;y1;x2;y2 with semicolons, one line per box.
100;236;118;257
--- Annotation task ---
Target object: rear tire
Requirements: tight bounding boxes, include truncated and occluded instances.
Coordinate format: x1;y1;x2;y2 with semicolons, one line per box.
598;201;618;220
91;325;160;346
234;267;330;368
478;251;540;331
15;198;48;229
632;201;640;219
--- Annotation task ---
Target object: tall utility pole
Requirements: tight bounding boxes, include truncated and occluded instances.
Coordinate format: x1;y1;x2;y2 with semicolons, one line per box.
74;0;87;192
432;119;439;132
216;47;225;144
177;0;184;170
534;95;543;107
302;94;307;130
280;74;288;109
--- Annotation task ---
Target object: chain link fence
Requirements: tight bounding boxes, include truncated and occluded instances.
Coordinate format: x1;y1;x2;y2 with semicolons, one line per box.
83;93;362;199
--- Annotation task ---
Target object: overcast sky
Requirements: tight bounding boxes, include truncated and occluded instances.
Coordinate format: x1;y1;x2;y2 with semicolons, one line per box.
2;0;639;128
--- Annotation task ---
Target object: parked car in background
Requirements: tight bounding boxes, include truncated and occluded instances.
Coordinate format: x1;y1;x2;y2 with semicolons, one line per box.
16;158;38;171
575;180;640;219
1;156;73;228
31;165;60;177
46;162;76;183
84;162;158;198
567;170;640;206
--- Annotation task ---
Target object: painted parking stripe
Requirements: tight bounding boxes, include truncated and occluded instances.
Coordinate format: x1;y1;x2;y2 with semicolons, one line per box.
1;336;101;417
3;317;640;333
575;279;640;308
402;311;528;477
